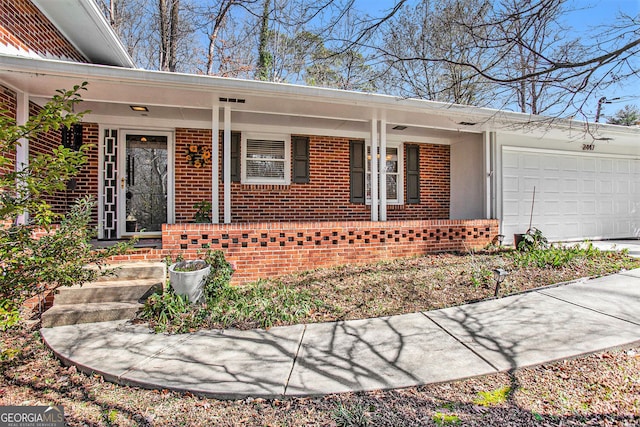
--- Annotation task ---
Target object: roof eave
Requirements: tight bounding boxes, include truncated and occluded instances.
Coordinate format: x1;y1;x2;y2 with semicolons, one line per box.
31;0;136;68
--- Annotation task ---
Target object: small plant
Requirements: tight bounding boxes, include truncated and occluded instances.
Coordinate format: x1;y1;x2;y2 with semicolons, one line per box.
517;228;548;251
473;386;512;407
470;267;493;289
193;200;212;223
432;412;461;425
332;402;370;427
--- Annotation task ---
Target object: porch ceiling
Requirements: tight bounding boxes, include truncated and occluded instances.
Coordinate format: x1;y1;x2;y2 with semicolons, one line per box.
1;54;638;144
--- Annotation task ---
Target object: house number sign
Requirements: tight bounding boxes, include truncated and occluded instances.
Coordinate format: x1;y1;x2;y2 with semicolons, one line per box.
582;143;595;151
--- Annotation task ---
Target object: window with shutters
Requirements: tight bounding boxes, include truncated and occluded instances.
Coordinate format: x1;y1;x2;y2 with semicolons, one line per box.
241;133;291;184
365;143;403;204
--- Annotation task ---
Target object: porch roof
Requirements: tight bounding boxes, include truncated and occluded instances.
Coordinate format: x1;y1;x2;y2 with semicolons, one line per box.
0;54;638;144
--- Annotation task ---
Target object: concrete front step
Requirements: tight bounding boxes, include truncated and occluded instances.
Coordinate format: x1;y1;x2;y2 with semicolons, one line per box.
90;262;166;282
41;301;143;328
42;261;166;327
54;278;162;304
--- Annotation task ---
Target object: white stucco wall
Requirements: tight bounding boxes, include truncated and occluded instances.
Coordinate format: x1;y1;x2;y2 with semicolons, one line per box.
450;134;485;220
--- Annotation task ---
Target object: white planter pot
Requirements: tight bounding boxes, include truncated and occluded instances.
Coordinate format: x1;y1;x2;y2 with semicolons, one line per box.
169;260;211;304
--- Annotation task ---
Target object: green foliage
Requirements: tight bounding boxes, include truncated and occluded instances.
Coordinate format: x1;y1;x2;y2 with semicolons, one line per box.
517;228;549;252
0;197;133;321
607;104;640;126
141;250;319;333
332;403;370;427
470;267;493;289
192;200;212;223
0;83;133;324
432;412;461;425
473;386;512;407
509;241;637;272
0;83;89;227
141;290;191;332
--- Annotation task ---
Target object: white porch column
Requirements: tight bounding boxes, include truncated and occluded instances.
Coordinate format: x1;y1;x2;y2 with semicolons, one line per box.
370;116;378;221
15;90;29;225
211;103;220;223
483;131;497;219
223;105;232;224
379;118;387;221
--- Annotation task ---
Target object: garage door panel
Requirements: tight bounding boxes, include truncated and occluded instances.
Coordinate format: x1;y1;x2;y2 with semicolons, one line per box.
501;148;640;241
599;180;613;194
598;158;613;173
523;156;540;169
562;179;578;193
581;179;596;194
615;159;630;173
581;158;597;172
542;177;560;193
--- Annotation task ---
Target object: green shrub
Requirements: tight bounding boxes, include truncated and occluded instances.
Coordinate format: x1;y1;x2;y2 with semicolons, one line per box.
517;228;549;251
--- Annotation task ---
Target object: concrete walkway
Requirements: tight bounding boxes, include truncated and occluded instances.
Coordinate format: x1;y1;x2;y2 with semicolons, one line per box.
41;269;640;399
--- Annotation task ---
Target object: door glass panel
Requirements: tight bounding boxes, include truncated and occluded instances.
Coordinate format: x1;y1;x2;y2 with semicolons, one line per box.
125;134;168;233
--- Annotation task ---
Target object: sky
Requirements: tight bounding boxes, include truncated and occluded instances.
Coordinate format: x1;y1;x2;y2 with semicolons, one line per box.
353;0;640;120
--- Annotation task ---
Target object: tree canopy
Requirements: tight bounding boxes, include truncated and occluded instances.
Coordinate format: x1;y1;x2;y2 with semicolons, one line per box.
97;0;639;120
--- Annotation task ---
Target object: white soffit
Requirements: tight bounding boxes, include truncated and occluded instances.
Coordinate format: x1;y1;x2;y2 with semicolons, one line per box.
31;0;135;68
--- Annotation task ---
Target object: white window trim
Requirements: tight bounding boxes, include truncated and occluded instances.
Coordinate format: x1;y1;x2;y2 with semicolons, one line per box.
241;132;291;184
367;141;404;205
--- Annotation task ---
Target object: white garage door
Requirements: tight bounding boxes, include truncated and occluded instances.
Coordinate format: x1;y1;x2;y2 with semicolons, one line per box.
501;147;640;242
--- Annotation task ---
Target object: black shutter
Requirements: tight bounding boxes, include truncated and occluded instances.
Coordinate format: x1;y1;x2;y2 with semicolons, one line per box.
406;144;420;204
350;140;365;204
292;136;310;183
230;132;240;182
61;124;83;150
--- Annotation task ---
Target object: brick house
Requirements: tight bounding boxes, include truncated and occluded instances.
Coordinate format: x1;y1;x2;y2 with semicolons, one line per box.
1;0;638;283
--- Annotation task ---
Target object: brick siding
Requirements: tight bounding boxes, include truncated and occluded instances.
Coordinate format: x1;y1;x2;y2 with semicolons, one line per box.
0;0;86;62
174;131;450;223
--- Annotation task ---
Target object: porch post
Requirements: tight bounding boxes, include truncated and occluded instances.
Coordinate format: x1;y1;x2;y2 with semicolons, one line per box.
483;131;497;219
15;90;29;225
211;104;220;223
223;105;232;224
370;116;378;221
379;117;387;221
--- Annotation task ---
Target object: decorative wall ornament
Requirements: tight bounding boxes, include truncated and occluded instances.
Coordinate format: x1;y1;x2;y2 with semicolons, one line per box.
185;144;211;168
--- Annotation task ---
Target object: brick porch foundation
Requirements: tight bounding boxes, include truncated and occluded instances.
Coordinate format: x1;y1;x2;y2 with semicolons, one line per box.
109;219;499;284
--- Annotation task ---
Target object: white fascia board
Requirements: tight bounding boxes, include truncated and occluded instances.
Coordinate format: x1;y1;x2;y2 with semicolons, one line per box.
31;0;135;68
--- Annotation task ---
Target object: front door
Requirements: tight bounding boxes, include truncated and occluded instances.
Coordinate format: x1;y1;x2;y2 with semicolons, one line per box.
118;130;174;237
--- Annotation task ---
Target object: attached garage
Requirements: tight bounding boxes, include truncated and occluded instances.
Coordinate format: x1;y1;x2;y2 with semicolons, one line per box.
501;147;640;242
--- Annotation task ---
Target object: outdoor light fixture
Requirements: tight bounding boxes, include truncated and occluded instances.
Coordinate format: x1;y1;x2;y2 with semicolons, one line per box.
493;268;509;297
130;105;148;112
496;234;505;246
392;125;408;130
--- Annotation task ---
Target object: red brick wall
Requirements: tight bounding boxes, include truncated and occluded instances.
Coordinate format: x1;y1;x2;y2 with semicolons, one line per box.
0;0;86;62
156;219;499;284
175;128;213;222
173;132;450;223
